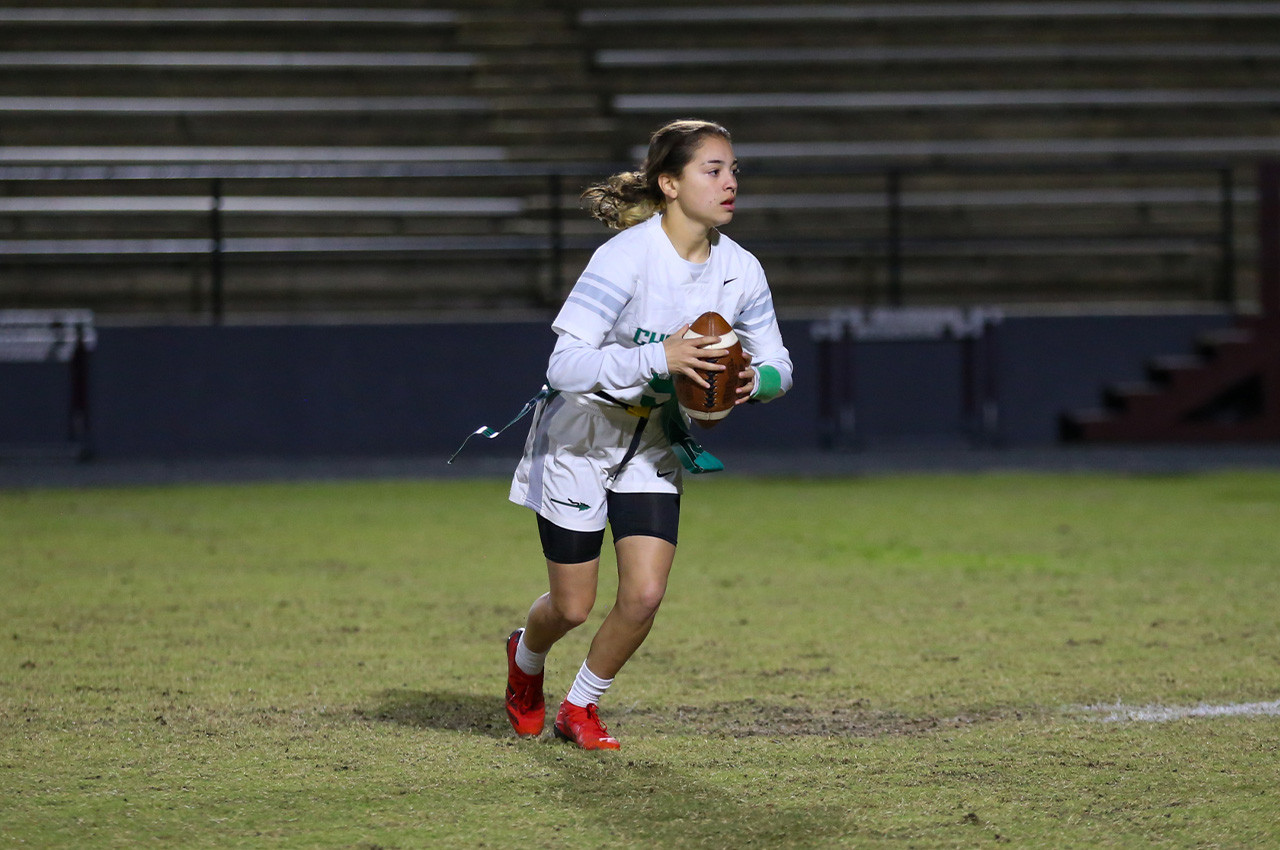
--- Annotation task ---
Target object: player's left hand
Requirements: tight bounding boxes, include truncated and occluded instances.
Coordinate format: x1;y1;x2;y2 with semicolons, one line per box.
734;354;755;405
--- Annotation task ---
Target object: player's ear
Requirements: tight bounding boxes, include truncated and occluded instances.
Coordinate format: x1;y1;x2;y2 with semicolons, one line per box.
658;172;679;201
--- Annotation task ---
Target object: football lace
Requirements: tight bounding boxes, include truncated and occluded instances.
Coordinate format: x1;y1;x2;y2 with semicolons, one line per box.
703;368;718;406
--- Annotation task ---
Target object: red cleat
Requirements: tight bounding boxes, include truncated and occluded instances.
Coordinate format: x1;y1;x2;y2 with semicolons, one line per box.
553;700;620;751
505;629;545;737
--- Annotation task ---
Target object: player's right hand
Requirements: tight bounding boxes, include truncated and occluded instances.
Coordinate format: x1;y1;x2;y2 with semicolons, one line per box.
662;323;727;389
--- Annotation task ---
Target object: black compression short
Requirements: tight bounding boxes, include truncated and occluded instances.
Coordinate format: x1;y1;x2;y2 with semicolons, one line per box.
536;491;681;564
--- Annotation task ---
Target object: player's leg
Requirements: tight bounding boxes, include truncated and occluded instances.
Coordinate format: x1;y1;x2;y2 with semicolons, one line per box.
506;397;613;737
584;534;676;678
506;517;603;737
555;491;679;750
524;515;606;650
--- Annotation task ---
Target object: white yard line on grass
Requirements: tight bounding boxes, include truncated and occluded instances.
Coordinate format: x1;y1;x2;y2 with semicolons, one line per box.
1080;700;1280;722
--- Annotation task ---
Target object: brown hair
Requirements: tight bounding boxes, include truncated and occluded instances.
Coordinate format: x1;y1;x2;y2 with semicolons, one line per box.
581;119;732;230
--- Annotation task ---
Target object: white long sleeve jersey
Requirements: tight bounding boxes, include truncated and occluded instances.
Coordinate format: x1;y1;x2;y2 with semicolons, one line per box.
545;214;793;408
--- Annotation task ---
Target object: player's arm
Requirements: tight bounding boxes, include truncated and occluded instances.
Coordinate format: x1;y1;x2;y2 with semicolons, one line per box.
546;331;666;394
733;281;793;405
547;249;655;393
547;329;726;394
549;247;729;393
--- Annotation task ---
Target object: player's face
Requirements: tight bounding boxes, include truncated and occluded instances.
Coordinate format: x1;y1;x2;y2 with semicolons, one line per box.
665;136;739;230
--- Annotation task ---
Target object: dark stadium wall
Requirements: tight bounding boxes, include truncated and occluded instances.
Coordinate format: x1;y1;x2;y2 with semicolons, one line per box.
0;362;68;444
0;313;1235;460
991;313;1236;444
86;321;555;460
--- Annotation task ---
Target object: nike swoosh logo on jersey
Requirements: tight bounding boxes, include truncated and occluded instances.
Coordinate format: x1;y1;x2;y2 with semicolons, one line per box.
657;469;675;478
723;277;737;286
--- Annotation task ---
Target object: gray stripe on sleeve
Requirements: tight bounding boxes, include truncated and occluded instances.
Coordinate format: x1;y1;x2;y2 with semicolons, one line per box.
574;282;626;317
564;293;617;324
580;271;631;303
738;296;776;330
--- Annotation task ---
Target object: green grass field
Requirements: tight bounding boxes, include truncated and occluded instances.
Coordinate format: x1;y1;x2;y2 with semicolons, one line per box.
3;472;1279;848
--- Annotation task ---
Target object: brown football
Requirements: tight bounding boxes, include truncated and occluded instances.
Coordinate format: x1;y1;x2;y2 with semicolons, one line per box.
673;311;747;429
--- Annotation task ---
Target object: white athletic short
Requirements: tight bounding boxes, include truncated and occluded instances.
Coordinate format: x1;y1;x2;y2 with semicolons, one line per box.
509;391;683;532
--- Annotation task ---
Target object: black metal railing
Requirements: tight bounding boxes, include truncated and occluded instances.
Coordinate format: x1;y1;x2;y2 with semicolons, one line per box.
0;157;1244;321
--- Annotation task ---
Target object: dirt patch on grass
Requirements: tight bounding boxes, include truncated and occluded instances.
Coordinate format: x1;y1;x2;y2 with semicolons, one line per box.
619;698;1015;739
362;689;508;737
362;690;1014;740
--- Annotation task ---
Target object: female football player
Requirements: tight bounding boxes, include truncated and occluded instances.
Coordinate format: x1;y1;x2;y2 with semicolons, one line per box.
505;119;793;749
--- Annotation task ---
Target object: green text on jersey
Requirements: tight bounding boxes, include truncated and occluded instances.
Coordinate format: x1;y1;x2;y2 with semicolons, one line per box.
633;327;671;345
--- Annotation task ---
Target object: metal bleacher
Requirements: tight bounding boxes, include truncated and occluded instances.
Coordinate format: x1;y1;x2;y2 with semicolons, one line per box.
0;146;510;164
0;3;608;316
2;2;1279;315
583;0;1280;310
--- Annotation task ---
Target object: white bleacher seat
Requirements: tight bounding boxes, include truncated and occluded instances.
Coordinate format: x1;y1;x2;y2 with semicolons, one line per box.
0;96;491;114
0;51;478;69
0;8;459;25
614;88;1280;112
622;136;1280;162
739;187;1255;211
0;238;211;256
0;197;526;215
581;3;1280;25
0;235;574;258
0;147;509;164
598;43;1280;67
633;137;1280;162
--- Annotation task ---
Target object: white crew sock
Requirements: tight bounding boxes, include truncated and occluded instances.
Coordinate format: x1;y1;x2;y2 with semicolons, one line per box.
514;630;547;676
565;660;614;708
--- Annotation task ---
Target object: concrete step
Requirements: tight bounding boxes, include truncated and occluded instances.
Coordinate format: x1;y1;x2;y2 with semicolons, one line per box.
1103;380;1164;412
1195;327;1255;356
456;16;581;49
1147;353;1206;386
1059;407;1113;441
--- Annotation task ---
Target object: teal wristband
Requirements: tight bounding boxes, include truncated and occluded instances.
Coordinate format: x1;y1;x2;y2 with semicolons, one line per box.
751;365;783;401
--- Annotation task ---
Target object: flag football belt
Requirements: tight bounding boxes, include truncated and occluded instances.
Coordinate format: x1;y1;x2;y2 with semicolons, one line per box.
449;385;723;475
592;390;653;419
592;391;651;480
447;385;559;465
592;391;723;475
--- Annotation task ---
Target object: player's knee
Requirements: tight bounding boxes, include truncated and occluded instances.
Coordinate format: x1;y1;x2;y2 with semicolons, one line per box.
619;584;666;623
559;607;592;630
551;597;594;630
